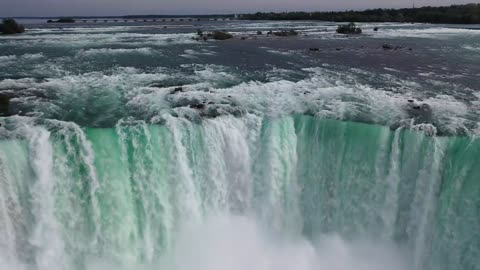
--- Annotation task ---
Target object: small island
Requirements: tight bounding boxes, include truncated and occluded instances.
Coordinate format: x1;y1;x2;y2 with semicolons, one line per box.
47;17;76;23
0;19;25;35
195;30;233;40
336;22;362;34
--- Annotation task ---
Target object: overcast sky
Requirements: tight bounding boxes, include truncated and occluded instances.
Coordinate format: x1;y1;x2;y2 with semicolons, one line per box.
1;0;478;17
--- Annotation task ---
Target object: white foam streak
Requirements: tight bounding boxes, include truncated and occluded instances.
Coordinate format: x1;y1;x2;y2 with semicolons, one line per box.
0;141;29;270
0;32;197;47
166;116;202;222
24;125;65;270
77;47;155;57
371;27;480;39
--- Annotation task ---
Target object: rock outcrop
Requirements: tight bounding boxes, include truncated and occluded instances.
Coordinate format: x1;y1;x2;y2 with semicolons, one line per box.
273;30;298;36
0;94;11;116
336;23;362;34
406;100;433;124
212;31;233;40
195;30;233;41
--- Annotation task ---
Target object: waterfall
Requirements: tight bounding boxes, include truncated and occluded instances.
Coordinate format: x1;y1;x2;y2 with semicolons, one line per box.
0;115;479;270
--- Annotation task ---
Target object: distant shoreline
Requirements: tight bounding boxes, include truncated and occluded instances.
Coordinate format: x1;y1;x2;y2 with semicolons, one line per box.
4;3;480;25
243;4;480;24
6;15;236;20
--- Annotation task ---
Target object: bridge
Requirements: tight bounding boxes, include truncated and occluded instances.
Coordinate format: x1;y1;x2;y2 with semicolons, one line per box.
78;17;234;23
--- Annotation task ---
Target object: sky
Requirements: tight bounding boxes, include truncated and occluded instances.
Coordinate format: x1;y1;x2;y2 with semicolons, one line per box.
1;0;479;17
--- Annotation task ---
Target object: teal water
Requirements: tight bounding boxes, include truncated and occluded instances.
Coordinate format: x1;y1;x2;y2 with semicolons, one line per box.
0;115;479;270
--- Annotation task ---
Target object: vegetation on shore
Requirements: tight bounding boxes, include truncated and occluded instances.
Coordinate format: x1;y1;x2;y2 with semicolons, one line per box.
241;4;480;24
0;19;25;34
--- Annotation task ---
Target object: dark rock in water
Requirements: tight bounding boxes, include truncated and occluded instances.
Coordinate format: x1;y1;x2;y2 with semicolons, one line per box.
257;31;263;35
171;87;184;94
408;99;414;103
382;44;394;50
336;48;341;51
408;48;413;51
197;29;203;36
382;44;403;50
199;105;247;119
149;83;168;88
0;19;25;35
241;37;246;40
273;30;298;37
336;23;362;34
212;31;233;40
407;102;433;124
267;30;273;35
374;27;379;31
309;48;320;51
170;96;203;109
190;103;205;110
0;94;10;116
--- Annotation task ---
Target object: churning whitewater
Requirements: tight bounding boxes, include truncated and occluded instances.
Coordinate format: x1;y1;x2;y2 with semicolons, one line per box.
1;19;480;270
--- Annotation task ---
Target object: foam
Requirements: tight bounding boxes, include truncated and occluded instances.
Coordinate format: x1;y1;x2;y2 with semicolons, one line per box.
76;47;155;57
463;45;480;52
1;60;477;135
21;53;45;60
159;215;409;270
266;49;295;56
371;27;480;39
180;49;216;59
0;55;17;61
0;53;45;68
0;32;198;47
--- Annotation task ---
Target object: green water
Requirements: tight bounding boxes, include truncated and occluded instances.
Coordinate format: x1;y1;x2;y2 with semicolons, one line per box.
0;115;479;270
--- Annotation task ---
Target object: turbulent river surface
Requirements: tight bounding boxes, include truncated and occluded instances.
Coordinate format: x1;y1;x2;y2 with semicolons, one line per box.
0;19;480;270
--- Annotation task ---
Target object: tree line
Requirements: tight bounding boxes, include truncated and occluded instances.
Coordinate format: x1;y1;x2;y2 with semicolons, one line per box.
241;4;480;24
